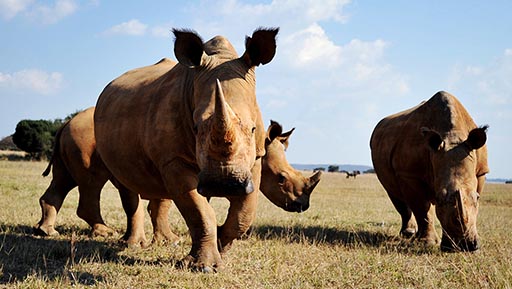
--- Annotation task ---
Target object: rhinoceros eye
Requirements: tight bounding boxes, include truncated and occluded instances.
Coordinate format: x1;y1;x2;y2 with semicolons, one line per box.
193;124;198;134
251;126;256;134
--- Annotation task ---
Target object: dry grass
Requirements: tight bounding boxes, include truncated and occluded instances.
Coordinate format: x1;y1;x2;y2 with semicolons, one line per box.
0;160;511;288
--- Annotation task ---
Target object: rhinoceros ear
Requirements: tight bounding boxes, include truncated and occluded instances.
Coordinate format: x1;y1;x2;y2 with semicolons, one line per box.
242;27;279;67
266;120;283;145
173;28;205;68
421;127;444;151
466;125;488;150
278;127;295;150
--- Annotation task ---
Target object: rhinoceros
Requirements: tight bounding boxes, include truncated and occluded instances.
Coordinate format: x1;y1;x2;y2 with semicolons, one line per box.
370;91;489;252
34;107;322;247
93;28;279;271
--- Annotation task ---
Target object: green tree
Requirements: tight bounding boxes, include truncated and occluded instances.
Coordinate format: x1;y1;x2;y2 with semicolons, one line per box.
12;120;60;160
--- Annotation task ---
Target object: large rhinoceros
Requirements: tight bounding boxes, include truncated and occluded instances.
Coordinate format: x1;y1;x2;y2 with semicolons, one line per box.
370;91;489;252
93;28;278;271
34;107;322;246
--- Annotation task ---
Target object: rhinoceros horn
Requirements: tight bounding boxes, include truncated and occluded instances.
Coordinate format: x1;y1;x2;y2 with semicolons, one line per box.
213;79;236;143
306;170;322;193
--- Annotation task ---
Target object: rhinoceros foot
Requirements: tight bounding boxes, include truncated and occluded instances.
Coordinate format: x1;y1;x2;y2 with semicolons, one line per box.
33;223;60;237
91;224;117;238
152;230;181;246
121;232;149;249
176;253;224;273
400;227;417;238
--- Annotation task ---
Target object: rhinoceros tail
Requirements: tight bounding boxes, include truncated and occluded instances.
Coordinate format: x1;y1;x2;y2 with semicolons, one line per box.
42;161;52;177
42;120;68;177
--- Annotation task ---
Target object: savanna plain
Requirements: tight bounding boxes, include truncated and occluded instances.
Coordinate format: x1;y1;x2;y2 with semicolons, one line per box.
0;159;511;288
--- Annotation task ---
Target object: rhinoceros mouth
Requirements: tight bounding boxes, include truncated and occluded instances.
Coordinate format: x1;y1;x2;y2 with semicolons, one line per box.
197;173;254;197
283;201;309;213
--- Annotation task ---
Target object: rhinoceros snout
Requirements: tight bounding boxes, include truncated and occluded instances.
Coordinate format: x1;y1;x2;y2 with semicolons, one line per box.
197;174;254;197
441;235;479;252
284;201;309;213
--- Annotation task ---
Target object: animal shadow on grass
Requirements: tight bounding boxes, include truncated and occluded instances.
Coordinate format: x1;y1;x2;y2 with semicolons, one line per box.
249;224;435;254
250;224;393;247
0;223;162;285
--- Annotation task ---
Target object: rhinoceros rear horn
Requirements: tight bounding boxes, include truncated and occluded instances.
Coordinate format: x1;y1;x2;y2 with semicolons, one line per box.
307;170;322;193
242;27;279;67
173;28;204;67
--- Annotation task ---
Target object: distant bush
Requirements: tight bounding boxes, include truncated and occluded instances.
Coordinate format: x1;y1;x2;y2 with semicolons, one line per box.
328;165;339;173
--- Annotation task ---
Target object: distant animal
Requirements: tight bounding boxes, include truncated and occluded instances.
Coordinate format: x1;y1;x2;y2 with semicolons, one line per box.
370;91;489;252
64;27;274;272
35;108;322;246
345;170;360;178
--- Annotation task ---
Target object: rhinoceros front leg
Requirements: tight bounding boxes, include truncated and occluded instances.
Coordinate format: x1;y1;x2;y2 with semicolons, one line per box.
173;189;222;272
147;199;180;245
218;191;259;254
388;195;417;238
218;160;261;254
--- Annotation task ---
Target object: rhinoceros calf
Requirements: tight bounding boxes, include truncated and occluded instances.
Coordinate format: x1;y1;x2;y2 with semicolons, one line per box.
370;91;489;252
35;107;321;247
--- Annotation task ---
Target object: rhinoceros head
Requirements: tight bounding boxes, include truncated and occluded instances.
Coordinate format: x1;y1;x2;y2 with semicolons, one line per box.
173;28;278;197
422;125;488;252
261;121;322;212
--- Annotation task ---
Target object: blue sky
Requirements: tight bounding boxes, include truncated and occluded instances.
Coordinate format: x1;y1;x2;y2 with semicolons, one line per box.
0;0;511;179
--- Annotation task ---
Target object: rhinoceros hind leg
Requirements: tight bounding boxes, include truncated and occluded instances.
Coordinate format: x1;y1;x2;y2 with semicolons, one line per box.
148;199;180;246
115;182;149;248
34;174;77;237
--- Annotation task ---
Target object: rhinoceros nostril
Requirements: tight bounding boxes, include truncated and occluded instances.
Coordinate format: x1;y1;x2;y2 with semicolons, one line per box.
244;178;254;194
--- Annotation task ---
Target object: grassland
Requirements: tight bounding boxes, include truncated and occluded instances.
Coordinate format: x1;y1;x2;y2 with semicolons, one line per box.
0;160;511;288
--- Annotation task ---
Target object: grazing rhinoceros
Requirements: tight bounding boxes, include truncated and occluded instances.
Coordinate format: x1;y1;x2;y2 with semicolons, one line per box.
370;91;489;252
34;107;322;247
93;28;278;271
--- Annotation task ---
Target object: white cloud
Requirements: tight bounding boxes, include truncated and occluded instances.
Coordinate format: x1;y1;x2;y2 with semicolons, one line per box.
0;0;77;23
0;0;34;19
102;19;148;36
279;23;407;96
449;49;512;107
285;23;342;68
0;69;63;95
32;0;78;24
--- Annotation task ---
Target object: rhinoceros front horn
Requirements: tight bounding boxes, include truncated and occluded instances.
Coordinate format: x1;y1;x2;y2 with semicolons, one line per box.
307;170;322;193
213;79;235;136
